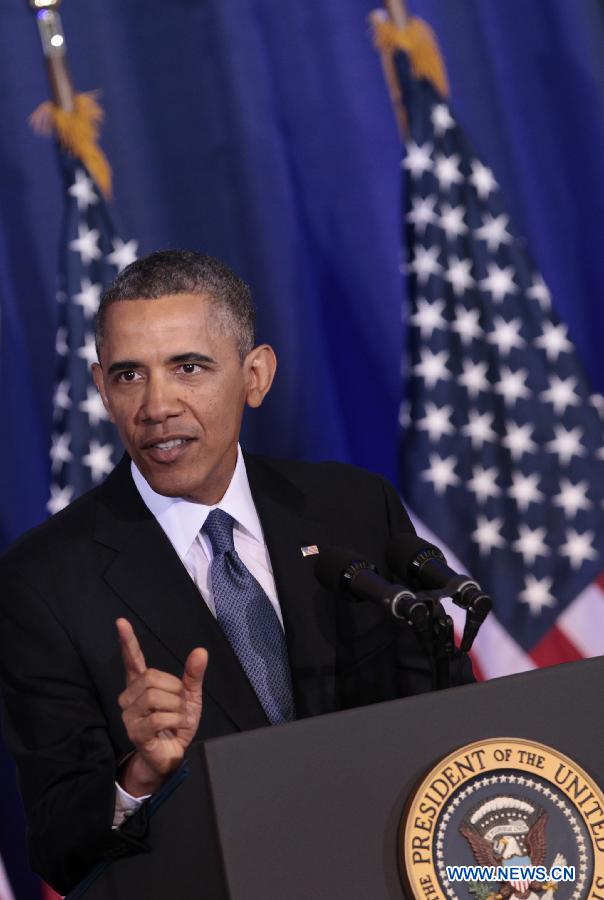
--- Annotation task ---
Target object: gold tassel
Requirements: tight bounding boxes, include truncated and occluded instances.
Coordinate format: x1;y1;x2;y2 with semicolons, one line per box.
30;92;112;198
372;15;450;99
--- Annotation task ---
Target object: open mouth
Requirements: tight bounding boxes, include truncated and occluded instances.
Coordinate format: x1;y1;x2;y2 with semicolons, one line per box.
144;437;195;463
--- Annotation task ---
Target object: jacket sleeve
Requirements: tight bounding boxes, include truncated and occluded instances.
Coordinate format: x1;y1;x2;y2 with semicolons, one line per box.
0;566;149;894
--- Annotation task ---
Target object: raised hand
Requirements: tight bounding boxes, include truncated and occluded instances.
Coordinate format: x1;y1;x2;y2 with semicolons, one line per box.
116;617;208;797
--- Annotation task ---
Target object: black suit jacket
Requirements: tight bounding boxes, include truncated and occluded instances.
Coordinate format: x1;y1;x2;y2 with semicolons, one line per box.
0;454;471;893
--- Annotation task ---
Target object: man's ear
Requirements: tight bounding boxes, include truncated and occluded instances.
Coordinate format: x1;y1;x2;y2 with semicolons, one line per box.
244;344;277;409
91;362;115;423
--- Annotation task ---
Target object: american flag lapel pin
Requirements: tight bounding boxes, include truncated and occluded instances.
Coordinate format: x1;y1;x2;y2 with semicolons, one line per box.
301;545;319;558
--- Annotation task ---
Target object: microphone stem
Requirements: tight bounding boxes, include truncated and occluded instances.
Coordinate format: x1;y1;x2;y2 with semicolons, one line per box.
432;607;454;690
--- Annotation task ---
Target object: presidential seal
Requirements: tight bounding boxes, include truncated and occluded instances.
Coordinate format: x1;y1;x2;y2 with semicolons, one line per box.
400;739;604;900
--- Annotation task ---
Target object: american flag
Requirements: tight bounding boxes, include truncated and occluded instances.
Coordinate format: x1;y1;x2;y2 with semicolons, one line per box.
393;50;604;679
49;158;138;514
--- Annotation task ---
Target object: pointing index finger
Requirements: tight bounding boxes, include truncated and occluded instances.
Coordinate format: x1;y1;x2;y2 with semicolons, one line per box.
116;618;147;684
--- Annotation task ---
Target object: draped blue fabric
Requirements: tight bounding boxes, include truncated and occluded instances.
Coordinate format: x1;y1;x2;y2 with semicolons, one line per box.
1;1;603;895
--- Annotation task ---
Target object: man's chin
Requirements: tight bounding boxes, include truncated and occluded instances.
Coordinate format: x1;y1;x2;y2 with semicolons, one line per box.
140;467;191;499
132;445;237;505
138;463;222;505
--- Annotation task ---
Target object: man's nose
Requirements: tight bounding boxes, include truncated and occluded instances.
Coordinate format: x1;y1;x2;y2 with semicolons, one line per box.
139;375;181;422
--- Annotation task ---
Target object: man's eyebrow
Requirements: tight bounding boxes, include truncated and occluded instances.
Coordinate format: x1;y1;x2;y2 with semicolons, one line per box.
168;352;217;365
107;353;217;375
107;359;142;375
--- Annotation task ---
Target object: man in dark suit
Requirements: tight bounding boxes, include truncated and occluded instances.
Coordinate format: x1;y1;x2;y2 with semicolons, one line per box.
0;250;471;894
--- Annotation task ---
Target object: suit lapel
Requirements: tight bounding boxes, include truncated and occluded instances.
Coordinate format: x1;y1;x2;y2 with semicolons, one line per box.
244;455;338;718
94;457;268;731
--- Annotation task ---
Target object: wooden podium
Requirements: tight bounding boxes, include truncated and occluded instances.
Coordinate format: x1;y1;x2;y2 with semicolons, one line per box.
71;657;604;900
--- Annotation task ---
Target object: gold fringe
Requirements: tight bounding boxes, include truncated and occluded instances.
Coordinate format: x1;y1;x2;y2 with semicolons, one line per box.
372;15;449;98
30;92;112;198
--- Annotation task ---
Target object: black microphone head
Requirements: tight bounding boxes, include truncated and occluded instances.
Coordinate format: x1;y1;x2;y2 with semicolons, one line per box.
386;534;447;587
314;547;374;595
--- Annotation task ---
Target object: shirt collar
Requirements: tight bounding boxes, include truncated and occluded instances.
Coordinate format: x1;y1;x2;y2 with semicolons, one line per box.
131;445;264;561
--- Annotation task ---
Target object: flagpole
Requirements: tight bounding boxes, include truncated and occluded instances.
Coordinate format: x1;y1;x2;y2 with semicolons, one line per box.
384;0;408;29
27;0;112;196
369;1;409;139
28;0;75;112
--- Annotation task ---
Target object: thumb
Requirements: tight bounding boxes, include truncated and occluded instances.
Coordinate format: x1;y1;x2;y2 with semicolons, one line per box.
182;647;208;695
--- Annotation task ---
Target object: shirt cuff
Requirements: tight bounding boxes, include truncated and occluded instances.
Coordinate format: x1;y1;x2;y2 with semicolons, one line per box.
113;781;152;829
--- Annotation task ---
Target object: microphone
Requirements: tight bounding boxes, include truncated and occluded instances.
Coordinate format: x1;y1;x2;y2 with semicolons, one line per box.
386;534;491;651
314;546;431;630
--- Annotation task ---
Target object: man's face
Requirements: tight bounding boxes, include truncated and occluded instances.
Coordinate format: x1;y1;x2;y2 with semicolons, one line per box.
93;293;274;504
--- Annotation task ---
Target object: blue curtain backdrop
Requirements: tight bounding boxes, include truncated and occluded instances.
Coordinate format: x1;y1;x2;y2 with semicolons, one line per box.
1;1;604;895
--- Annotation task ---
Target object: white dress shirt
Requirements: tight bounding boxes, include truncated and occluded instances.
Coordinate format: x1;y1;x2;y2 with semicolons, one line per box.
114;446;282;826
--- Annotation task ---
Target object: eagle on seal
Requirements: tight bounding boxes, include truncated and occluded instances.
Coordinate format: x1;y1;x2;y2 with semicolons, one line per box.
459;799;548;899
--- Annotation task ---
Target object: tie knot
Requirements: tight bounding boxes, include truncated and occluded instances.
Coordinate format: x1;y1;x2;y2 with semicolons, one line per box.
203;508;235;556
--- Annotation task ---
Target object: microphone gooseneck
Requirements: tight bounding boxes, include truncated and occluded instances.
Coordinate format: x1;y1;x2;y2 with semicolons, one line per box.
314;546;431;630
386;534;492;652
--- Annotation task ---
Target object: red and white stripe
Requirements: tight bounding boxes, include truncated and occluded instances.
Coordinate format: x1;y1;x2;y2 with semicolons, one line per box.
411;518;604;679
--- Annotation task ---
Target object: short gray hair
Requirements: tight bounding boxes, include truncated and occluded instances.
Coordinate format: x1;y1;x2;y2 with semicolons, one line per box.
95;249;256;360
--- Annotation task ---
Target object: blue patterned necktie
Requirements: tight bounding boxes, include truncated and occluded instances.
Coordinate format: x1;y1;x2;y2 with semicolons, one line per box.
203;508;295;724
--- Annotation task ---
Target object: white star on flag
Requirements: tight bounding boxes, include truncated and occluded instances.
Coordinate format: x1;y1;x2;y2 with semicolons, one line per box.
462;410;498;449
519;575;556;615
407;196;438;233
509;471;544;512
527;274;551;310
546;425;586;466
467;465;501;503
56;326;68;356
591;393;604;420
502;421;538;462
539;374;580;415
472;515;506;554
79;387;109;426
74;278;102;319
50;432;73;473
560;529;598;570
479;263;518;303
82;441;115;482
469;159;498;199
434;152;463;190
107;238;139;272
474;213;512;252
47;483;75;515
69;224;101;264
413;348;451;388
534;321;573;362
439;203;468;239
513;524;550;566
421;454;460;495
486;316;525;356
409;245;442;284
494;366;531;406
417;402;455;442
68;169;99;211
409;298;447;338
77;333;99;367
458;359;490;398
431;103;455;135
451;306;482;345
552;479;592;519
402;141;433;178
445;256;474;296
53;379;71;417
398;398;411;429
